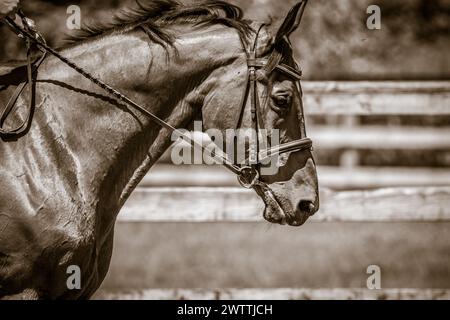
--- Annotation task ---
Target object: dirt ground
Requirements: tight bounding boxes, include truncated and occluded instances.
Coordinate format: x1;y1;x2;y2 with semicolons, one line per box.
97;221;450;291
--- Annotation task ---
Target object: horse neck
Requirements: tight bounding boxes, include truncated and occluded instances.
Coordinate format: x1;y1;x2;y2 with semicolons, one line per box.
35;26;241;220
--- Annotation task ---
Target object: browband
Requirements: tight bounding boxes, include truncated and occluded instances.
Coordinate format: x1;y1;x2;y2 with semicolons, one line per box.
247;58;302;80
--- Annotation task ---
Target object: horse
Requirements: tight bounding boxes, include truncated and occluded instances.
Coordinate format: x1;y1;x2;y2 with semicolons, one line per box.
0;0;319;299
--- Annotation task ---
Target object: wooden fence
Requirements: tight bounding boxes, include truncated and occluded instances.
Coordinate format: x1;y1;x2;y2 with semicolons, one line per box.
104;81;450;300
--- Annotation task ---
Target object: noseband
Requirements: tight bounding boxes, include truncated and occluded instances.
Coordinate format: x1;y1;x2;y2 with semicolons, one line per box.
234;25;313;188
2;17;312;190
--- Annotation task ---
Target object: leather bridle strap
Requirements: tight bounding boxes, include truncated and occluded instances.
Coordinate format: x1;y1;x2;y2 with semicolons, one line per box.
258;138;312;164
239;24;267;184
247;58;302;80
248;50;260;166
0;15;46;138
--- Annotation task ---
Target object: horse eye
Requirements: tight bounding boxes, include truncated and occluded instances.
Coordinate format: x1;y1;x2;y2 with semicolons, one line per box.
273;95;291;108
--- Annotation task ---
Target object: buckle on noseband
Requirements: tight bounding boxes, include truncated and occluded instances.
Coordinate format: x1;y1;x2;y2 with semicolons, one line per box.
237;166;260;189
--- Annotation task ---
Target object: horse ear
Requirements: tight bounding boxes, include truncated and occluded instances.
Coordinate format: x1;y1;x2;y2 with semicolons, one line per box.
273;0;308;44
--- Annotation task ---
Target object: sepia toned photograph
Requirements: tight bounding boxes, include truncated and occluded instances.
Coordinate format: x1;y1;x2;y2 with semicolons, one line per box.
0;0;449;305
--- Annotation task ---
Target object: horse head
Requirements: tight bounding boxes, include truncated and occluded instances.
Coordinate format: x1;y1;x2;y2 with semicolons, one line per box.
201;1;319;226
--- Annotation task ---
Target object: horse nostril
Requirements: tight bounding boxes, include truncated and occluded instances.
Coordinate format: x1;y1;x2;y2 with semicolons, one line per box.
298;201;316;216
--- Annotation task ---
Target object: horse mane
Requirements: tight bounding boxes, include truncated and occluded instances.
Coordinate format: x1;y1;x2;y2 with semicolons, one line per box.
65;0;253;47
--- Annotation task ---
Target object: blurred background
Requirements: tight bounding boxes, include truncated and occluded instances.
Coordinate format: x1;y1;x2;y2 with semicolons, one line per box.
1;0;449;296
1;0;450;80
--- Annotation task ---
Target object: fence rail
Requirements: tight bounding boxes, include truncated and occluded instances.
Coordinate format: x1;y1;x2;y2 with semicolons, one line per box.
142;164;450;189
302;81;450;115
118;186;450;222
310;126;450;149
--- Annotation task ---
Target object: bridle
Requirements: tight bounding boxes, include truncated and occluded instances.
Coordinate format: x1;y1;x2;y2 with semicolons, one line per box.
232;24;313;188
1;14;312;190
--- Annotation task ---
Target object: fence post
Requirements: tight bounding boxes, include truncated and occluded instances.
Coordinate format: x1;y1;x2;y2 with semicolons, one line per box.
339;115;360;168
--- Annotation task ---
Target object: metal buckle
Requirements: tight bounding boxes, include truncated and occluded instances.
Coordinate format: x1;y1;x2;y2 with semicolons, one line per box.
237;166;260;189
